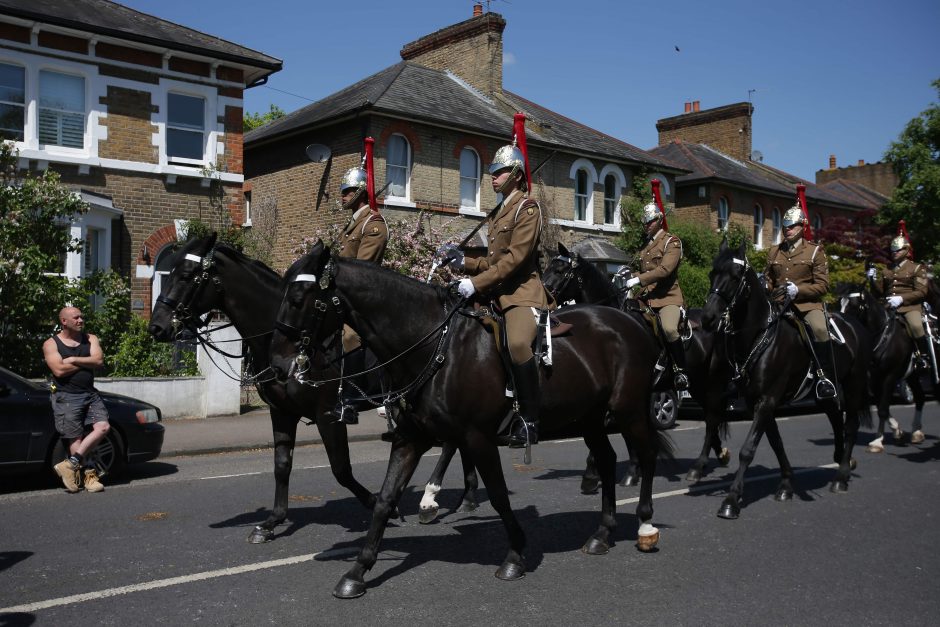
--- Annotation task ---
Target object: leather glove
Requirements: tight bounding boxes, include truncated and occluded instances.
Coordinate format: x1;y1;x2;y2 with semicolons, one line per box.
625;276;641;289
457;278;476;298
866;267;877;280
888;296;903;308
786;282;798;298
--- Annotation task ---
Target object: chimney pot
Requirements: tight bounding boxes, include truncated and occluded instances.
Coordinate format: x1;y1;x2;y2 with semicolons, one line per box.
684;102;692;113
473;3;483;16
857;159;865;166
829;154;836;169
692;100;700;112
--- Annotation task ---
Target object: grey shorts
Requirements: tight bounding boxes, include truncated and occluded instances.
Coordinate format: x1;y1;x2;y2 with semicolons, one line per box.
51;391;110;440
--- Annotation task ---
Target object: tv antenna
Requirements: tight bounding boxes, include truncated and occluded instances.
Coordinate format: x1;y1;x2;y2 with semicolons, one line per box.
747;89;756;103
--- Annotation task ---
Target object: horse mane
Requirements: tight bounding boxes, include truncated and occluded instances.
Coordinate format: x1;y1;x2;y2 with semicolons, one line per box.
337;257;456;306
215;242;282;281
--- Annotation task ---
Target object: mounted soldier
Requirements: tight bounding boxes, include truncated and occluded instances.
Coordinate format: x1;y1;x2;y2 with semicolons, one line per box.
622;179;688;391
444;113;548;448
868;220;934;384
764;184;837;402
327;137;389;424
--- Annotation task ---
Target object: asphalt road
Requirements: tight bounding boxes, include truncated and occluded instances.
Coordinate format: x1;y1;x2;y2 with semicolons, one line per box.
2;408;938;626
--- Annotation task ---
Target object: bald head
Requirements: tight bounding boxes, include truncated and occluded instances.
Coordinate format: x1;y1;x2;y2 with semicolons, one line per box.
59;307;84;335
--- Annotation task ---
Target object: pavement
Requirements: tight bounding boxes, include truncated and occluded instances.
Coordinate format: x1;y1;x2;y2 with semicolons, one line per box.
159;407;390;457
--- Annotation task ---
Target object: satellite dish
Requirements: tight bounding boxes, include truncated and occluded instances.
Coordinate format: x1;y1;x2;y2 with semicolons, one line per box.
750;150;763;163
305;144;331;163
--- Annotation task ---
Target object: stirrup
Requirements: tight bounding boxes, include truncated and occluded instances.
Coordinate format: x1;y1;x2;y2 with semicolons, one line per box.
815;376;836;400
508;419;538;448
673;371;689;391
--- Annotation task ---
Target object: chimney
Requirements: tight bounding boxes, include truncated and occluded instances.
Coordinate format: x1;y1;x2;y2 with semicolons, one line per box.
857;159;865;166
656;101;753;160
400;11;507;96
829;154;836;169
684;102;692;113
692;100;700;112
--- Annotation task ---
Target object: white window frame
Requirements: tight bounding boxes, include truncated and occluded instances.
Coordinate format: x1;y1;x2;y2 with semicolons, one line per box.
458;146;481;213
384;133;412;204
243;190;252;227
772;207;782;244
38;68;87;151
598;164;626;227
165;91;207;166
753;204;764;249
0;61;26;142
568;158;597;225
718;197;729;232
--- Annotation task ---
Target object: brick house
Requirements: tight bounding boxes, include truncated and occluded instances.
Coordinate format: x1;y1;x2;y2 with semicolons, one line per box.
649;101;886;249
244;8;683;271
0;0;281;316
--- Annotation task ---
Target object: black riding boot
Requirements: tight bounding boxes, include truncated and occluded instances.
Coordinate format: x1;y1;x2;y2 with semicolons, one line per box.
508;357;540;448
812;340;838;402
666;339;689;391
326;349;366;424
914;336;932;372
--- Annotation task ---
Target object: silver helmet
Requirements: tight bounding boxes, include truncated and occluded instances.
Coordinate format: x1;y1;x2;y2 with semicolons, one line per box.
890;235;909;252
641;202;662;224
340;166;367;209
488;143;525;176
782;203;805;228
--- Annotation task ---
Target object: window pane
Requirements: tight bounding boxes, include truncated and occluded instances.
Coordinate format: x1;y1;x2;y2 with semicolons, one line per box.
718;198;729;231
167;128;205;160
0;63;24;104
38;71;85;148
603;175;617;224
0;103;24;141
459;148;479;208
386;136;409;197
574;170;588;221
168;93;204;130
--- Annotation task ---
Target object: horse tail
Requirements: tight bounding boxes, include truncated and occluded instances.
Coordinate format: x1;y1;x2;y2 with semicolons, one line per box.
718;420;731;441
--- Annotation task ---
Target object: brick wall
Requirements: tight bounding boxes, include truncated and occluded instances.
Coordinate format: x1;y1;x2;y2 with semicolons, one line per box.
657;103;753;161
815;160;898;198
98;86;158;163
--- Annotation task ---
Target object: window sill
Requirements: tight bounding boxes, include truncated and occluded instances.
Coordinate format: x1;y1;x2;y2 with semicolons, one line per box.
382;198;417;209
459;206;485;216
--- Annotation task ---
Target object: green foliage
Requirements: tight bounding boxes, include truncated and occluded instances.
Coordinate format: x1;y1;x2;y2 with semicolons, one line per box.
108;315;198;377
614;168;652;254
243;104;286;132
881;78;940;262
65;270;131;360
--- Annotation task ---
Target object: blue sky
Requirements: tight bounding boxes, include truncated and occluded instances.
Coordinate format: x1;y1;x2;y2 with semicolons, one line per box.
121;0;939;180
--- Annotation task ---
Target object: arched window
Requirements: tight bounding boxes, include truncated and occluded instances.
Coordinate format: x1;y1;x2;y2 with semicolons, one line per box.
603;174;619;225
772;207;782;244
459;147;480;210
753;204;763;248
813;213;822;234
385;134;410;199
575;169;589;221
718;197;729;232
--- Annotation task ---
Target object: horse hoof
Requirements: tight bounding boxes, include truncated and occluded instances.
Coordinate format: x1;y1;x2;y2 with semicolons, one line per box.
911;430;925;444
636;531;659;553
582;538;610;555
580;479;599;495
456;499;478;513
418;506;439;525
866;444;884;454
247;526;273;544
495;561;526;581
830;480;849;493
686;469;701;483
774;489;793;502
620;475;639;488
332;576;366;599
717;501;740;520
849;458;858;471
718;448;731;467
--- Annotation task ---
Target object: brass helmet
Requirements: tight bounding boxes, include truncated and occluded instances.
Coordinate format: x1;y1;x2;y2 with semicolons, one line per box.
339;165;367;209
489;143;525;176
782;202;806;228
641;201;662;224
890;234;909;252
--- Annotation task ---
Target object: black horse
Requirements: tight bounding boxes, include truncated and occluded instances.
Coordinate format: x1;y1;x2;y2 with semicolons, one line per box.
701;240;872;519
542;243;731;487
269;242;672;598
837;284;934;448
148;235;389;543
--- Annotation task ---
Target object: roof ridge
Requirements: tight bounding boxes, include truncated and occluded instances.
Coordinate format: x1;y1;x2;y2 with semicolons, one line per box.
679;142;718;178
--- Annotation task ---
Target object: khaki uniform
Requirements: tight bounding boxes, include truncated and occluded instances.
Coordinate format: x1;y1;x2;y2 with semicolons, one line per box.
765;238;829;341
338;206;389;351
464;190;548;363
636;229;684;308
872;259;928;339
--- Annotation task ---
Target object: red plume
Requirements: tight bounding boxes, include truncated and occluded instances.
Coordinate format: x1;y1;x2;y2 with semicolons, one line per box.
364;137;377;213
797;184;812;241
513;112;532;192
651;178;668;231
899;219;914;259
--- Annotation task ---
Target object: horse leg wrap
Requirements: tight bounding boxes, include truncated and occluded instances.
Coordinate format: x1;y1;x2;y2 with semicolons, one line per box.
419;483;441;512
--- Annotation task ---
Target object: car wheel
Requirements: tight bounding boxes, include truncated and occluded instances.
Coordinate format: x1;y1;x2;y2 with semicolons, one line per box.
50;428;126;479
650;390;679;430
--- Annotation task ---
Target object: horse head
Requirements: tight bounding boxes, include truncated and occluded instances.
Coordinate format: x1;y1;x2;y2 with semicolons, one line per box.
543;242;584;304
148;232;219;341
702;238;752;332
269;240;341;383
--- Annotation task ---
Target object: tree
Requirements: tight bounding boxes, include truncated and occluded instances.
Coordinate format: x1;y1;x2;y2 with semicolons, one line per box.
243;104;286;132
881;78;940;262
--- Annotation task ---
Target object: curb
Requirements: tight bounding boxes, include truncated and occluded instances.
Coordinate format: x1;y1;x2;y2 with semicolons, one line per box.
158;432;387;458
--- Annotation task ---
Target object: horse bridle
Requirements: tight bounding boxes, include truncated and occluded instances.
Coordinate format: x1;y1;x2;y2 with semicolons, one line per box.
545;254;582;302
156;247;222;333
707;256;751;333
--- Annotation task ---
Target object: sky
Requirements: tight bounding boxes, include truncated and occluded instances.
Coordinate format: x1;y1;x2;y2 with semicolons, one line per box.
119;0;940;181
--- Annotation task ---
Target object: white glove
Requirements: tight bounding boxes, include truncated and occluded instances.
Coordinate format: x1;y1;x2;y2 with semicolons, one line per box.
786;282;798;298
888;296;903;308
625;276;641;289
457;278;476;298
866;267;877;280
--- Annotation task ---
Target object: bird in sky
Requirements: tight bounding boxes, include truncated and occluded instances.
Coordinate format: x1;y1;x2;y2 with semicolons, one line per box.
675;45;680;52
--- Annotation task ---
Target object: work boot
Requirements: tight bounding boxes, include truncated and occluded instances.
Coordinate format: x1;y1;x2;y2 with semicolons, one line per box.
812;340;838;402
508;357;540;448
53;458;81;493
83;468;105;493
326;350;367;425
666;339;689;391
914;336;932;372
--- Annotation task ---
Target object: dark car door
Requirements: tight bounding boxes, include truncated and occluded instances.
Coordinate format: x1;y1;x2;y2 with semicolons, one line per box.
0;370;53;472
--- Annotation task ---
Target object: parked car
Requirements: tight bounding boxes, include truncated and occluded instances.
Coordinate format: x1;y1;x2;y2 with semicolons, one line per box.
0;366;164;480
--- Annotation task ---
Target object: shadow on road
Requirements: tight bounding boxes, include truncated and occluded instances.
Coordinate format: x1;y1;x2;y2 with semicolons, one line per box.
0;552;31;574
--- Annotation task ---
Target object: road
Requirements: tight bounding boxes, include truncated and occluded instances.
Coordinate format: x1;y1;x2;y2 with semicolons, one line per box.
2;408;938;626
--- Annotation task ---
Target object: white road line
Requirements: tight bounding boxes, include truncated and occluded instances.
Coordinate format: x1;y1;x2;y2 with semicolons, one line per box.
0;548;359;615
616;462;839;505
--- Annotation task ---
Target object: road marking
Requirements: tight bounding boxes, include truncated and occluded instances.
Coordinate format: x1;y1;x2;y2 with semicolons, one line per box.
0;547;359;614
616;462;839;505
